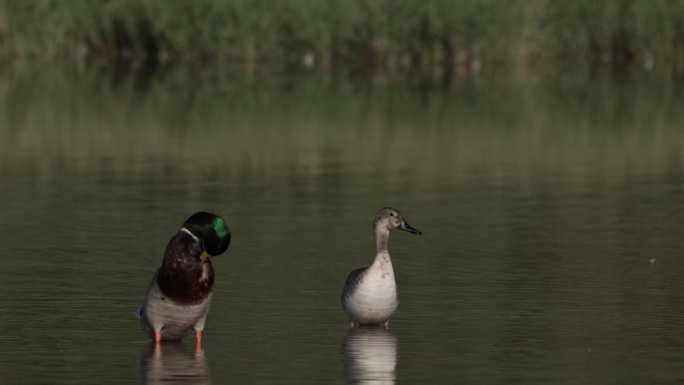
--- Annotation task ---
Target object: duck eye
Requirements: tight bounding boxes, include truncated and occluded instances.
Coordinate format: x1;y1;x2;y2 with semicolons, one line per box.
390;212;395;216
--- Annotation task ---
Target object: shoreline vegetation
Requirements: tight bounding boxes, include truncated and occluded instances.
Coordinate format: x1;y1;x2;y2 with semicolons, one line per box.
1;0;684;73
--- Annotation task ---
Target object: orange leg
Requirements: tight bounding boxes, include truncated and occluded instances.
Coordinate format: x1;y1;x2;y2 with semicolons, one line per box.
195;330;203;351
154;332;161;350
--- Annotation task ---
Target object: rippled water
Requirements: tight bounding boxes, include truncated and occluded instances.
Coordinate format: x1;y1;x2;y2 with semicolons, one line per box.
1;67;683;384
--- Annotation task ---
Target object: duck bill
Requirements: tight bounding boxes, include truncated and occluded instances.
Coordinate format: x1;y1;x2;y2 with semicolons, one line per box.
399;220;422;235
199;250;211;263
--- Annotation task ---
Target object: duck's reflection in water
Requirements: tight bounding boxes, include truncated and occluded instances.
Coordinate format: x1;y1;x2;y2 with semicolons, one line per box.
343;326;397;385
139;342;211;385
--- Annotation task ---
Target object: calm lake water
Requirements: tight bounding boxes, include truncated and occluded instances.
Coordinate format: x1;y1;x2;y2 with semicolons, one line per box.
1;66;683;384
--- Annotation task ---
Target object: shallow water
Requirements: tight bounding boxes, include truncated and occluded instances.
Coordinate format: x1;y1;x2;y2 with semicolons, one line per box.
1;67;683;384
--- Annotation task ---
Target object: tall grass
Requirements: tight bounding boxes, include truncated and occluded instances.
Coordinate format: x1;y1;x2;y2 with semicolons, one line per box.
0;0;683;71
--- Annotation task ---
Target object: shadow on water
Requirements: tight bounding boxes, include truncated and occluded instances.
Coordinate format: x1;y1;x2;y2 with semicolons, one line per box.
139;342;211;385
343;326;398;385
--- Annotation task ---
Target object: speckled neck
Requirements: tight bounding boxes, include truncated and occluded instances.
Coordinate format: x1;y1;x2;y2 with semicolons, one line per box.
374;224;391;253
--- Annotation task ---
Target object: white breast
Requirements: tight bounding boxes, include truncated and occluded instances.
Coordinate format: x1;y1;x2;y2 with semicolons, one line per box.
343;254;398;325
140;270;213;340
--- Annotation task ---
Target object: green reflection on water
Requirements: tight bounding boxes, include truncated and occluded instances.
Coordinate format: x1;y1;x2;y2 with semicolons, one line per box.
1;66;682;182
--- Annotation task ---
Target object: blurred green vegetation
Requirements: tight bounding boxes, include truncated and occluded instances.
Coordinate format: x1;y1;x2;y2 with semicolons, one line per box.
0;0;683;71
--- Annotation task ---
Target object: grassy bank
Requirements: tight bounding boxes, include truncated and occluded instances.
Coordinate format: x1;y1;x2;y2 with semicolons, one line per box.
1;0;683;71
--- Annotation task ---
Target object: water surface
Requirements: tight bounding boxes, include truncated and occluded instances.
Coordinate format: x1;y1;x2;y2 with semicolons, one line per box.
0;67;683;384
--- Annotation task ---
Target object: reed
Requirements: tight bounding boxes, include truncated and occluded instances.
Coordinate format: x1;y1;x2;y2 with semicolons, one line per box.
0;0;683;70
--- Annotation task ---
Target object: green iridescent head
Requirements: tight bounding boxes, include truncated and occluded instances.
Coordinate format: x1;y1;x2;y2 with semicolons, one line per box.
182;211;231;257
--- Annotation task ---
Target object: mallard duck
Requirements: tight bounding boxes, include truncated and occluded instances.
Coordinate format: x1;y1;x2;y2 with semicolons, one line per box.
137;211;231;349
341;207;421;328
